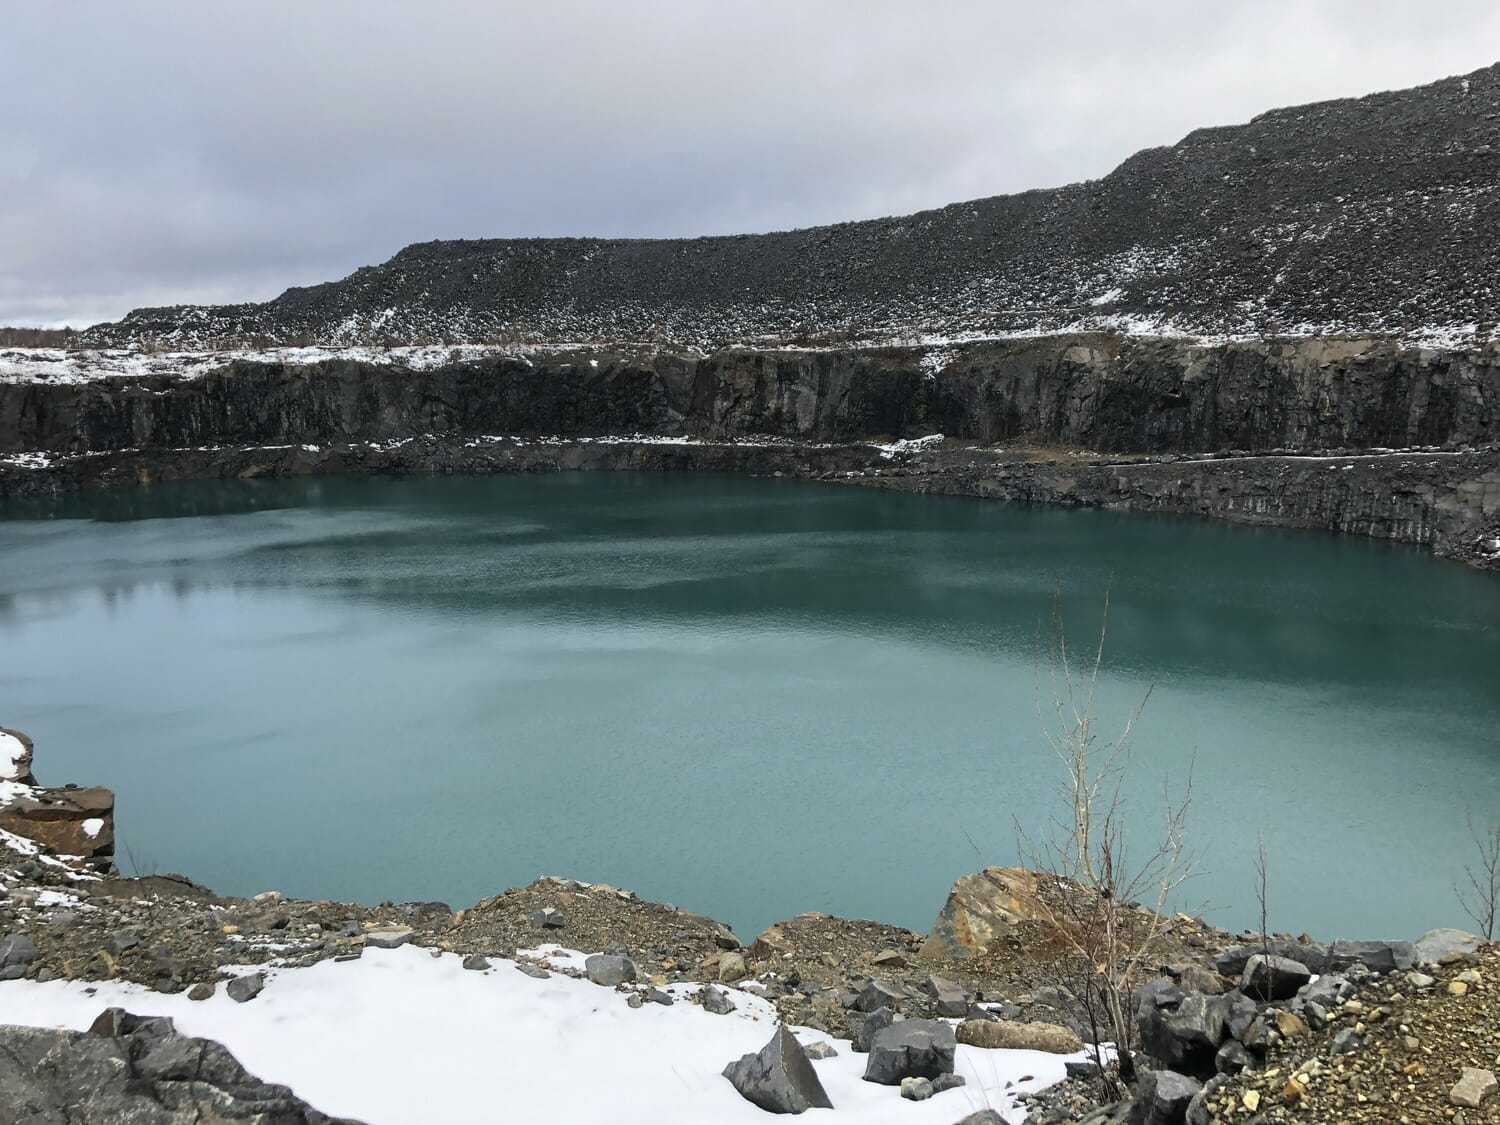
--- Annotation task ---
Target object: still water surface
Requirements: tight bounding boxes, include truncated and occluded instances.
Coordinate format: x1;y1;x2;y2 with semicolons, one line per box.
1;473;1496;940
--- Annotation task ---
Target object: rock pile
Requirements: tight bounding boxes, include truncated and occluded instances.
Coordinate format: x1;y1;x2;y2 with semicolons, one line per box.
0;1008;361;1123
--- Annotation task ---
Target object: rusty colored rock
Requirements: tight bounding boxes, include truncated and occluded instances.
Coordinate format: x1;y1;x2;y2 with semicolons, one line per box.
0;726;115;871
919;867;1051;960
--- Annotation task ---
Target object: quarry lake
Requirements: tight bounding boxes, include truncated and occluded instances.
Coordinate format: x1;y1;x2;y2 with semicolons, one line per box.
1;472;1497;942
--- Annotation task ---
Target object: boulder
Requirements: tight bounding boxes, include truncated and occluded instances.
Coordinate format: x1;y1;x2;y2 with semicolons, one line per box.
899;1076;933;1101
717;951;748;983
1135;984;1226;1076
1213;939;1327;977
700;985;737;1015
863;1019;956;1085
858;978;906;1013
1450;1067;1498;1109
461;954;490;971
1132;1069;1201;1125
1213;1040;1253;1075
1240;953;1311;1001
750;922;796;960
854;1007;898;1052
1414;928;1482;967
364;928;414;950
1293;973;1354;1008
920;866;1051;959
0;1014;361;1123
1327;939;1413;974
957;1113;1006;1125
722;1025;834;1114
585;954;637;987
226;972;265;1003
925;974;969;1017
0;933;39;972
530;907;565;930
956;1019;1083;1054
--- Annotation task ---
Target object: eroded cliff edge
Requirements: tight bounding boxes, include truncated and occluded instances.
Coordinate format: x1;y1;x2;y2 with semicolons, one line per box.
2;333;1498;569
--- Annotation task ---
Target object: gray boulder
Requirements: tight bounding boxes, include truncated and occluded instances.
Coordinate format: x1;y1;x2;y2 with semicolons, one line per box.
1214;940;1327;976
461;954;490;971
1294;973;1354;1008
363;928;414;950
0;1012;362;1123
957;1113;1006;1125
1223;992;1256;1041
1330;1027;1363;1056
1328;939;1413;974
722;1025;834;1114
925;974;969;1018
1132;1069;1202;1125
1214;1040;1253;1075
530;907;565;930
226;972;265;1003
1413;928;1482;967
1240;953;1311;1002
0;933;38;979
700;985;737;1015
106;930;141;955
858;978;906;1012
585;954;637;987
863;1019;956;1085
854;1006;898;1052
1135;984;1226;1076
1;933;39;967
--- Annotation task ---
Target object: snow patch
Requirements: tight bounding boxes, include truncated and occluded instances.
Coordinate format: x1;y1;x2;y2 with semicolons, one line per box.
0;945;1081;1123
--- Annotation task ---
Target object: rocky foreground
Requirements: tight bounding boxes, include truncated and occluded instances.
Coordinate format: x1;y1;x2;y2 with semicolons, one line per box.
2;729;1496;1123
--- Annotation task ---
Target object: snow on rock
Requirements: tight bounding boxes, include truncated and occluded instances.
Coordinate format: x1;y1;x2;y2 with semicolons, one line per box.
0;730;35;804
0;945;1082;1123
877;434;945;460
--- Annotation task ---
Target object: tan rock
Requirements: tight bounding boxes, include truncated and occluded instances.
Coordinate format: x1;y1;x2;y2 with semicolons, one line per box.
1242;1090;1261;1112
718;952;748;983
748;922;796;961
956;1019;1083;1054
919;867;1052;960
1274;1010;1308;1038
1450;1067;1498;1109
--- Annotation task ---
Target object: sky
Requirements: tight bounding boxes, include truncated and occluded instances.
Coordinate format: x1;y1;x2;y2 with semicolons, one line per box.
4;1;1499;327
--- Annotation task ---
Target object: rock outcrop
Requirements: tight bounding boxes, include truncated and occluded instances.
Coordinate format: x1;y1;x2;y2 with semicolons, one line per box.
919;866;1052;960
0;727;114;872
0;1009;362;1123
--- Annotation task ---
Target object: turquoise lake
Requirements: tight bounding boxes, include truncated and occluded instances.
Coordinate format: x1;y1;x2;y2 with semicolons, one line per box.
1;472;1496;942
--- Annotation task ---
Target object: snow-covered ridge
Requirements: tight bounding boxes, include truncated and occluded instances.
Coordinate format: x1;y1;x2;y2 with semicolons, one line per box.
75;62;1500;351
5;317;1497;387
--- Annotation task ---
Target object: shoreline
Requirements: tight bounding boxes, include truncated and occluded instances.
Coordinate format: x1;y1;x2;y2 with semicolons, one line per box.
4;434;1498;573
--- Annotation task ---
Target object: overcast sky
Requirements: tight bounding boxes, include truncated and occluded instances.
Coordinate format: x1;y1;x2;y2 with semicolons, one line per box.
4;1;1498;327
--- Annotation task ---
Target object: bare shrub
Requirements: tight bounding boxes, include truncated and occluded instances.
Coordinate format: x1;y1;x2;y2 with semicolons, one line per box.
1455;812;1500;940
1017;585;1195;1096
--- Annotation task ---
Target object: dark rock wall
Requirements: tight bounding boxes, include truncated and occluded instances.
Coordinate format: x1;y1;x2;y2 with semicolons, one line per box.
4;337;1496;456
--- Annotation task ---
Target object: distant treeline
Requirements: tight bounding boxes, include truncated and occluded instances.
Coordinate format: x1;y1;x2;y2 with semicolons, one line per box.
0;326;79;347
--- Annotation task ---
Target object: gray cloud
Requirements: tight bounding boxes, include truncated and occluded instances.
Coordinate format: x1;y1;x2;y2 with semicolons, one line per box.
4;0;1498;325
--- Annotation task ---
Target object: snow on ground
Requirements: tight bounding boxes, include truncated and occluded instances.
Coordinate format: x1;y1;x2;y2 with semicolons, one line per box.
876;434;945;460
0;945;1084;1124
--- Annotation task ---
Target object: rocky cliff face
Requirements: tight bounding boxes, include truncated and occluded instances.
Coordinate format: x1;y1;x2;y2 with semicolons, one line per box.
80;63;1500;348
4;335;1498;456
